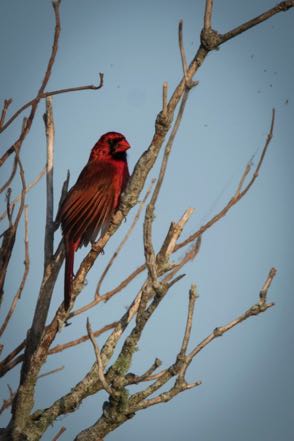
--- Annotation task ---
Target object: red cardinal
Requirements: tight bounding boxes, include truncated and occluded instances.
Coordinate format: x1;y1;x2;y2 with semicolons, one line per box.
59;132;130;310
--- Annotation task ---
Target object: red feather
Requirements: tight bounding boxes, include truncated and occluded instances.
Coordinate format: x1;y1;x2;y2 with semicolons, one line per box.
59;132;130;310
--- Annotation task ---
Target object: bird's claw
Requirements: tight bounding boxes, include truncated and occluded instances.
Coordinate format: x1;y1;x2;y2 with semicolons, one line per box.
92;243;105;254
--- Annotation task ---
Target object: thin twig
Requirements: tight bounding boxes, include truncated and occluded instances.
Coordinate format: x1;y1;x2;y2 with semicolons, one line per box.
162;236;202;284
162;82;168;119
0;98;12;130
220;1;294;45
130;379;201;411
5;188;13;227
179;20;198;88
71;264;146;318
179;284;198;356
235;162;251;196
0;206;30;337
0;322;117;377
14;143;27;230
49;322;118;355
0;341;26;374
157;208;195;264
86;318;114;396
126;358;162;384
37;365;64;380
259;267;277;305
0;157;17;194
0;148;27;305
179;20;188;81
204;0;214;30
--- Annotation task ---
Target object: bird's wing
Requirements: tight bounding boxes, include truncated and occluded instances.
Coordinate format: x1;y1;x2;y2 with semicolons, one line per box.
59;161;117;246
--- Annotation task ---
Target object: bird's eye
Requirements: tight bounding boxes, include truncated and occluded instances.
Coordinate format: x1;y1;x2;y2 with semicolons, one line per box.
109;137;123;149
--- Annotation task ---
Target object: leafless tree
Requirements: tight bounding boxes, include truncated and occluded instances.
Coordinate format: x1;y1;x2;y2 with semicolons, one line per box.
1;1;292;439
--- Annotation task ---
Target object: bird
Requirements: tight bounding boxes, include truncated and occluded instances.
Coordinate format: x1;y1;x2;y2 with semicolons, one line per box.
59;132;131;310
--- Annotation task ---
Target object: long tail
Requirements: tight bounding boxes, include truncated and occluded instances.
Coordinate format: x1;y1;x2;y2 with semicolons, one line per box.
64;240;75;310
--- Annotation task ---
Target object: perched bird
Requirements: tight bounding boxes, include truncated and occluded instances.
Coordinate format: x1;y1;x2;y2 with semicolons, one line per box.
59;132;130;310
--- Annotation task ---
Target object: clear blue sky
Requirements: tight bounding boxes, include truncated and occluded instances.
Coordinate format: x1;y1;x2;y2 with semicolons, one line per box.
0;1;293;440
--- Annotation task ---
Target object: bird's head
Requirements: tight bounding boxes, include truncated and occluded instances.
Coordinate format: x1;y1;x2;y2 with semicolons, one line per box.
90;132;131;161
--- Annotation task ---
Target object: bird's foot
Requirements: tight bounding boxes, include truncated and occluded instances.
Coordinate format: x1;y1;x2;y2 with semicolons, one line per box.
92;242;105;254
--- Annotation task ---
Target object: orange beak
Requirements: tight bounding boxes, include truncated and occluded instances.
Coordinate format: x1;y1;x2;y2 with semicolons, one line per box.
115;138;131;152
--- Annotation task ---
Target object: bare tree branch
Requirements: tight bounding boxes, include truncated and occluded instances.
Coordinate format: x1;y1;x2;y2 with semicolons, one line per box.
204;0;214;30
201;1;294;51
220;1;294;45
127;268;276;415
49;322;118;355
0;148;27;306
9;1;63;431
162;82;168;119
187;268;276;363
0;206;30;337
178;20;188;81
0;322;117;377
125;358;162;385
43;96;55;264
179;284;198;357
86;318;115;396
0;157;17;194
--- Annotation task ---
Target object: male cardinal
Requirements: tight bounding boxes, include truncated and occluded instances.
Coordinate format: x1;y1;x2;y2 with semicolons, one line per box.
59;132;130;310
